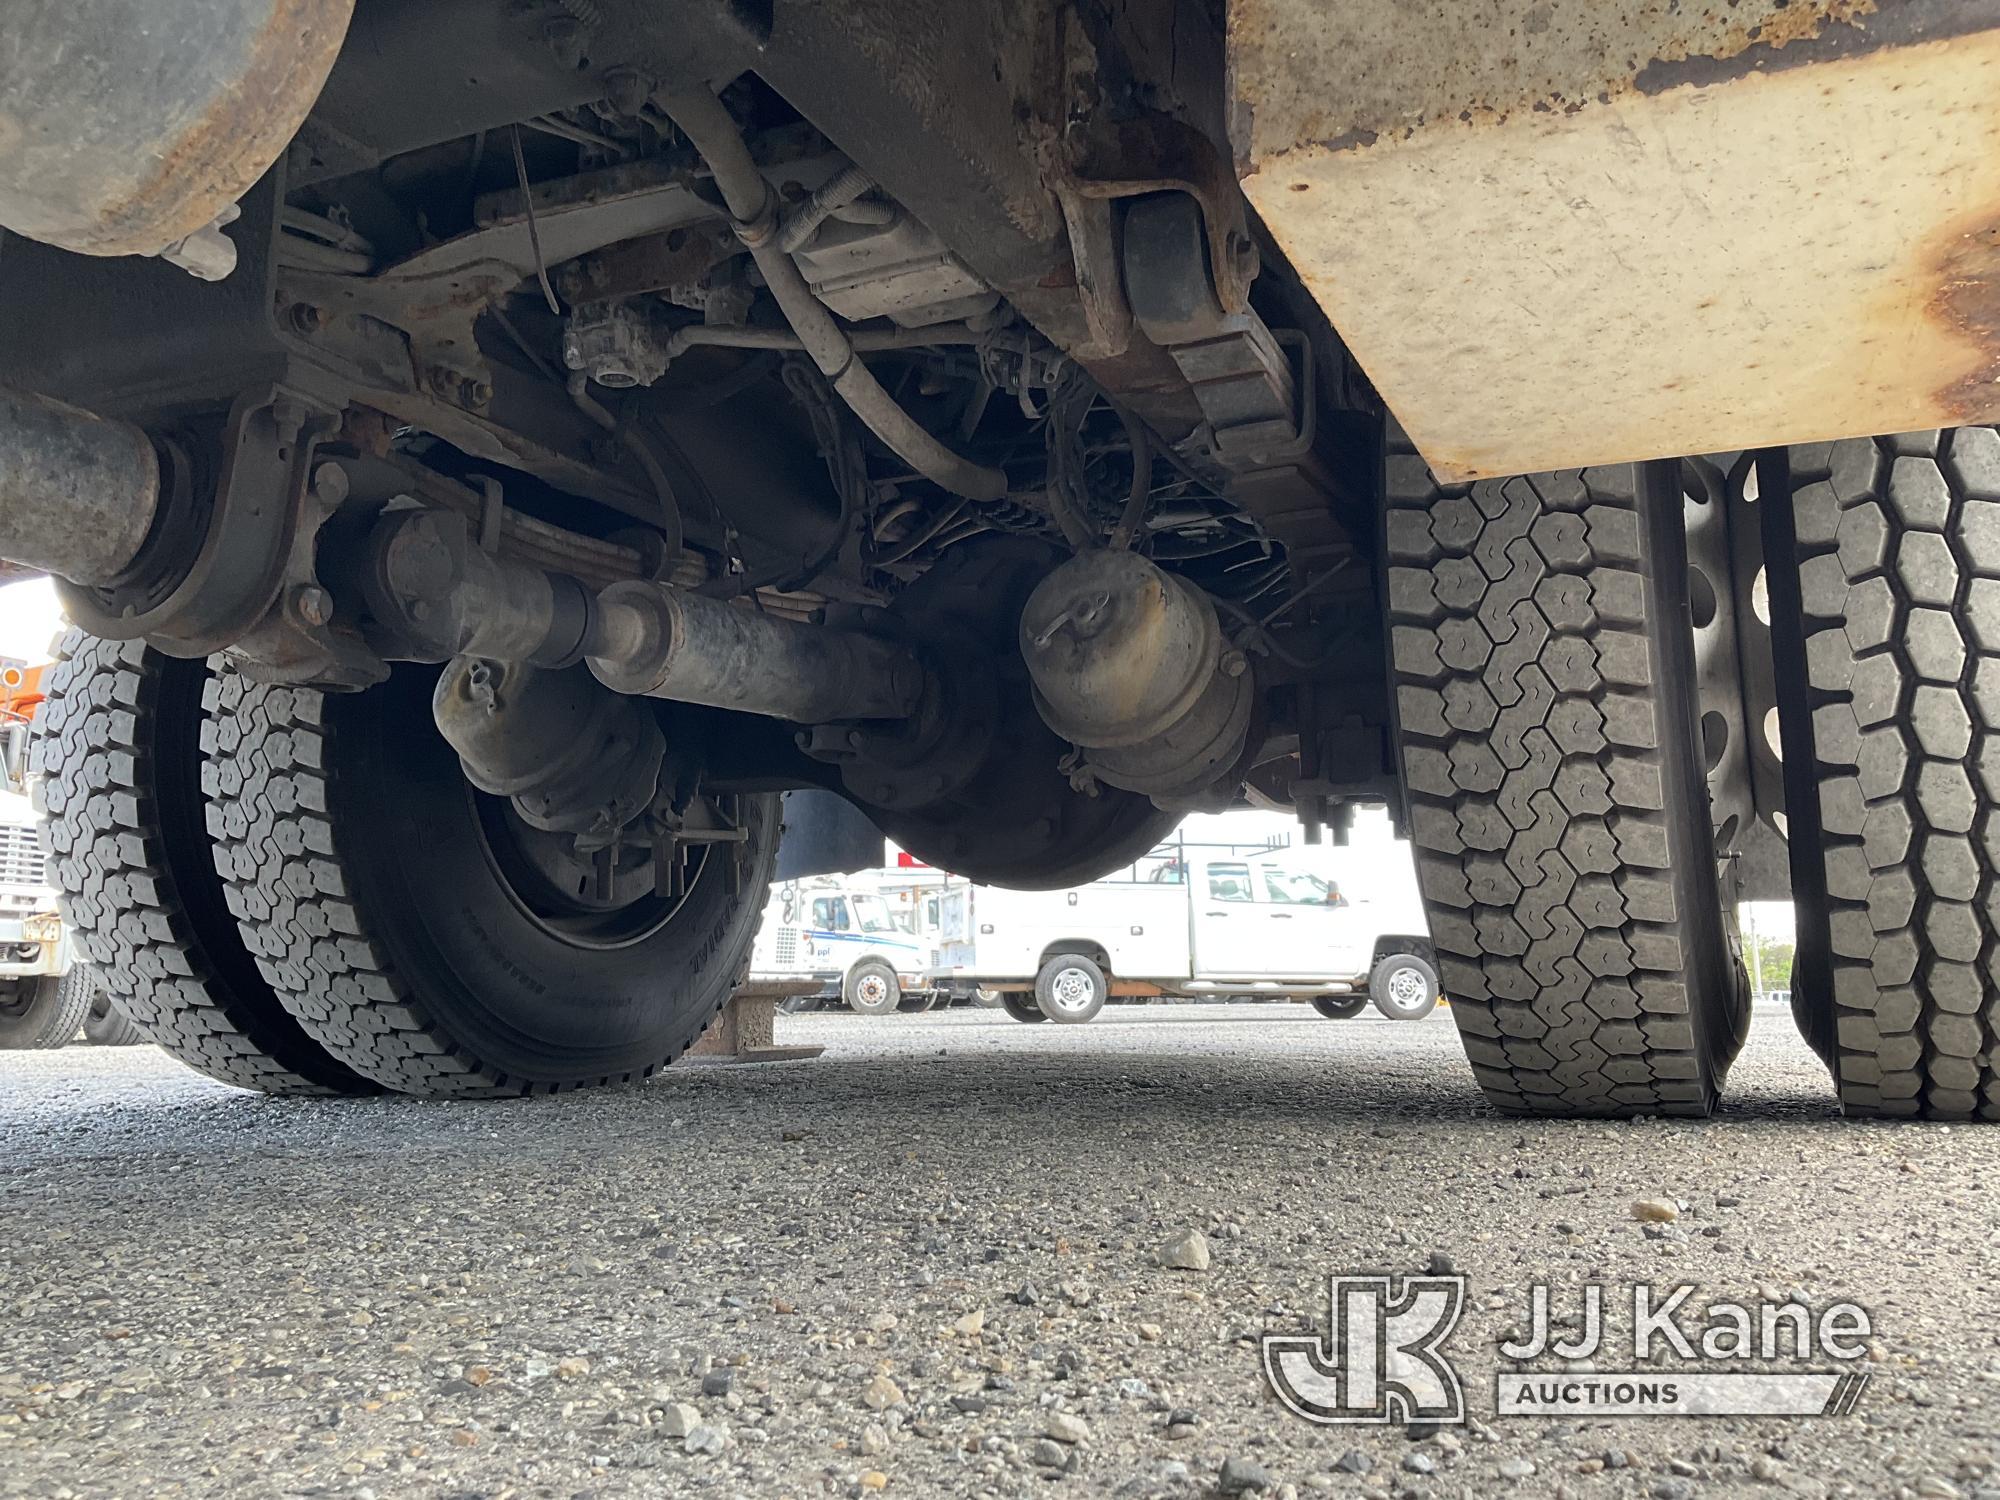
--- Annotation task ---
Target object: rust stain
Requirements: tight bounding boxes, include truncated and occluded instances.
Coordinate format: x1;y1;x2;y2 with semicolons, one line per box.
1230;0;1919;167
1928;209;2000;420
98;0;354;254
1698;0;1881;60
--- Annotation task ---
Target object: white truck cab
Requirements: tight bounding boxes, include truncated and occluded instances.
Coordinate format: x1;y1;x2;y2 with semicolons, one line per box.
931;848;1436;1024
749;876;934;1015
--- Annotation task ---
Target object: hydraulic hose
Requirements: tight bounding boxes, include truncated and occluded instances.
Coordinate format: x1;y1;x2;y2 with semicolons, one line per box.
657;87;1008;503
778;162;876;253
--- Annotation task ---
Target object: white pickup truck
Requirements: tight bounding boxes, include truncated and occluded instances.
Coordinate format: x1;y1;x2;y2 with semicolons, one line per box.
748;876;935;1015
930;850;1437;1024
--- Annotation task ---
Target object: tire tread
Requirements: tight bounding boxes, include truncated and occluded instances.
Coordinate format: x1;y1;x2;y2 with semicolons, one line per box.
201;671;770;1097
1784;430;2000;1119
29;632;369;1092
1385;435;1744;1115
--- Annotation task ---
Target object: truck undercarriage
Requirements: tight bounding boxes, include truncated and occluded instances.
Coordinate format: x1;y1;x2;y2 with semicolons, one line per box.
3;0;1996;1118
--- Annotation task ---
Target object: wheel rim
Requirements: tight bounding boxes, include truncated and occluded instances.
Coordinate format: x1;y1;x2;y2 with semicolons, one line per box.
1387;967;1429;1011
1049;967;1095;1013
856;972;891;1006
470;788;726;952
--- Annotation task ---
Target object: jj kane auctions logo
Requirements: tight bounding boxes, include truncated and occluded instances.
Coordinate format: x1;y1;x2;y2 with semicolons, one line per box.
1263;1277;1872;1423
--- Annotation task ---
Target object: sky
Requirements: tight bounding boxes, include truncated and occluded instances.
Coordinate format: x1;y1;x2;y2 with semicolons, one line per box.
0;578;60;666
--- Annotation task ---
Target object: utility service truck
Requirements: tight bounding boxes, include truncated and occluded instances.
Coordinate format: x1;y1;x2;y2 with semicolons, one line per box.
749;876;933;1016
932;851;1436;1025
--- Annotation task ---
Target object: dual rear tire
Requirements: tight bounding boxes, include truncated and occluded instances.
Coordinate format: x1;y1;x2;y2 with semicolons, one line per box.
1389;426;2000;1120
1773;432;2000;1119
35;643;777;1096
1386;447;1747;1116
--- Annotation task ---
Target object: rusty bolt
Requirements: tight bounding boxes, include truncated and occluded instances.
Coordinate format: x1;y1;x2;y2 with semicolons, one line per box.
460;377;493;409
288;584;333;629
1220;648;1249;679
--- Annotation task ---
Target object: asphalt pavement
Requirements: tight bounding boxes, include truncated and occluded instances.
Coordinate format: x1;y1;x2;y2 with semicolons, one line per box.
1;1002;1995;1499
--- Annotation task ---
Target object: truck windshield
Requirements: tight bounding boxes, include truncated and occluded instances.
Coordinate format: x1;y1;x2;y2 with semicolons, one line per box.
850;895;900;934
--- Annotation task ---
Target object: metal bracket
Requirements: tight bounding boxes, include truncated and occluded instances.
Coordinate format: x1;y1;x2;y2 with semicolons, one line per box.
55;385;354;671
1048;109;1259;361
1682;453;1790;902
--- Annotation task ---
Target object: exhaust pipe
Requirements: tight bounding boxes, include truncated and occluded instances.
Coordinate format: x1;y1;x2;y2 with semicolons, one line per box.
0;386;161;586
364;508;930;726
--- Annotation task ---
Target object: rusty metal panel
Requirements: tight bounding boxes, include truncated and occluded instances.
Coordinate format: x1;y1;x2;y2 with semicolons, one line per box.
0;0;353;258
1231;1;2000;478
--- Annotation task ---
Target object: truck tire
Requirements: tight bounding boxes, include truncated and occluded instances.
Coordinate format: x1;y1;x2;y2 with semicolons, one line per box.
1370;952;1441;1021
843;959;902;1016
203;666;780;1097
1000;993;1046;1023
1768;430;2000;1118
1386;445;1748;1116
82;978;148;1046
0;969;93;1050
1312;994;1369;1020
30;634;375;1093
896;988;939;1014
1034;952;1107;1023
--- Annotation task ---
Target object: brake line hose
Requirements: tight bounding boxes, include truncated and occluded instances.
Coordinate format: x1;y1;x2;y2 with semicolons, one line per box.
656;87;1008;503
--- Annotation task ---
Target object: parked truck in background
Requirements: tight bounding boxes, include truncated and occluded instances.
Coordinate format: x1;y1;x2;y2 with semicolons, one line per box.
0;662;94;1049
931;849;1436;1024
749;876;934;1016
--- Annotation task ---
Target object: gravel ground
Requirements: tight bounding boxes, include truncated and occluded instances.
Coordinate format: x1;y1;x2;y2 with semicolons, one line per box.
1;1002;1996;1500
